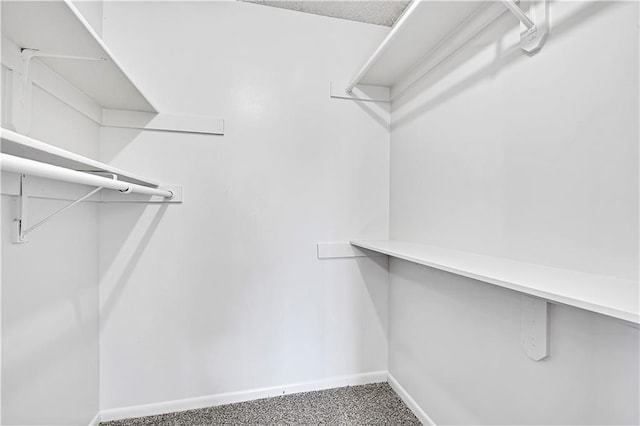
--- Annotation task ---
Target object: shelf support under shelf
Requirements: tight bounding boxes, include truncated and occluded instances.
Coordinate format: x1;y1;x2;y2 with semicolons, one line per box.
10;170;181;243
10;48;106;134
13;174;107;243
520;295;549;360
501;0;548;53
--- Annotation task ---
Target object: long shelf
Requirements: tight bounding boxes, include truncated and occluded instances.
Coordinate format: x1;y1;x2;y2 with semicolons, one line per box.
346;1;516;98
1;0;157;112
358;1;486;85
351;240;639;324
1;128;159;187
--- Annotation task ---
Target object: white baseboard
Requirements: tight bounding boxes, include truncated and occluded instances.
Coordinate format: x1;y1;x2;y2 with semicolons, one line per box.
100;370;388;422
88;411;101;426
388;373;436;426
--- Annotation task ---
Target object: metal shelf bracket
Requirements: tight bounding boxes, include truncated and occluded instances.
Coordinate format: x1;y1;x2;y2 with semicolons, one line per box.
520;295;549;361
13;173;109;244
11;48;106;134
501;0;548;53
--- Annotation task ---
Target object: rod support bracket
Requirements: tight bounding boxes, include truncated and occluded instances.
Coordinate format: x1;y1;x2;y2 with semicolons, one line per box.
520;23;547;53
12;174;104;244
502;0;548;53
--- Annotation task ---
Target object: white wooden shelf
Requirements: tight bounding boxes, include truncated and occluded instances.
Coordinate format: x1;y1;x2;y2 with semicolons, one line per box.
1;0;157;112
356;2;489;87
1;128;159;187
350;240;639;324
341;0;550;100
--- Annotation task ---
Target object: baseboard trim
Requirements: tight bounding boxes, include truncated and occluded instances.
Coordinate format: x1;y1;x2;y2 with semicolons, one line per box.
100;370;388;422
388;373;436;426
88;411;101;426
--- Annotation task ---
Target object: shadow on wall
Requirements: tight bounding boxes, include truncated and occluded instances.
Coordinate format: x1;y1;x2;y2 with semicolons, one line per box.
100;203;168;330
392;1;617;127
353;99;391;131
2;284;97;408
99;127;144;166
1;197;100;423
355;255;389;337
100;112;224;166
314;254;389;374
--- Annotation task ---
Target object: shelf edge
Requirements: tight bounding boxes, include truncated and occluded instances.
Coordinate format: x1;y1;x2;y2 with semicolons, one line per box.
351;240;639;324
1;128;160;187
63;0;159;113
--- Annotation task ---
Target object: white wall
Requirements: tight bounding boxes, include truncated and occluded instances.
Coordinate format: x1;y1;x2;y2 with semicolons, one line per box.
389;2;639;424
98;1;390;410
1;69;100;424
4;2;634;424
391;1;638;281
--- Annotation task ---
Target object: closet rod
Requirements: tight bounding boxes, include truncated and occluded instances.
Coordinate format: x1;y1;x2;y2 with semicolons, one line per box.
1;154;173;198
500;0;534;29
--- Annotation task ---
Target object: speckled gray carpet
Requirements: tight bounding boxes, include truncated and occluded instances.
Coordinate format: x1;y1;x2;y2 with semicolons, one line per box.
101;382;421;425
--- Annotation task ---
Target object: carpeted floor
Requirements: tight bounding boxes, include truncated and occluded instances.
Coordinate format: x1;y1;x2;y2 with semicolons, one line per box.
101;382;421;425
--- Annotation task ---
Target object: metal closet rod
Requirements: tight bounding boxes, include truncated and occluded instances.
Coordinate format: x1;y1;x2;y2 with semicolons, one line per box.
0;153;173;198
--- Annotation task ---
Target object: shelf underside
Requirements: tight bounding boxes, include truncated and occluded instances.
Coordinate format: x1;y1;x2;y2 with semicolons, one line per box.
1;128;159;187
359;1;489;88
1;0;156;112
351;240;639;324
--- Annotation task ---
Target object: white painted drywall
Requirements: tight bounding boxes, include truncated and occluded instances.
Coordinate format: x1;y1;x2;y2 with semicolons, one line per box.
1;69;100;425
389;260;639;425
389;2;639;424
391;1;638;281
98;1;390;410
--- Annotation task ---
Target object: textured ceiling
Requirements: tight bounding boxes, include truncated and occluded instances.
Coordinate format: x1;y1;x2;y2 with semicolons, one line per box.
241;1;412;27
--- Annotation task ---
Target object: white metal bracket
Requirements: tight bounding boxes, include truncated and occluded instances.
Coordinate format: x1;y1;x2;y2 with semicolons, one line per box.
520;295;549;361
100;184;183;203
329;82;391;103
10;48;106;134
501;0;548;53
13;173;107;244
11;50;35;134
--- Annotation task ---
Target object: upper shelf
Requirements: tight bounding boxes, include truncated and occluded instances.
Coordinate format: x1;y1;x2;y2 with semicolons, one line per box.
351;240;639;324
1;0;157;112
356;1;490;88
1;128;159;187
343;0;549;99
